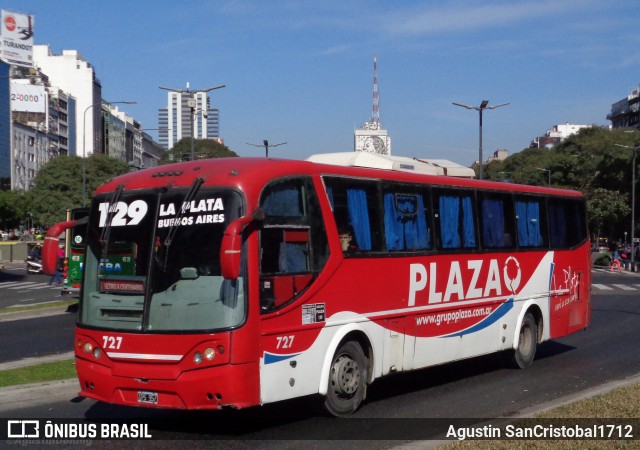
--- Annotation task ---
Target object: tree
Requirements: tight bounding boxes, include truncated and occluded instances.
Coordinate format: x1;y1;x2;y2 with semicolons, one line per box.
30;155;129;226
160;138;238;164
586;188;630;245
484;126;639;243
0;189;30;230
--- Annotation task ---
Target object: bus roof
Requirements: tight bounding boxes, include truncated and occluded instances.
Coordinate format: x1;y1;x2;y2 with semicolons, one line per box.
306;152;476;178
95;157;583;199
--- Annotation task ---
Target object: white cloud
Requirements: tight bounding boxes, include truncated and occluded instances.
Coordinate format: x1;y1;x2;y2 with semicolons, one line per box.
381;0;600;36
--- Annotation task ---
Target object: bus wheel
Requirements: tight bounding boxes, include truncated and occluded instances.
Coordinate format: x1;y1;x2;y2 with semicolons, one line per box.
513;312;537;369
324;341;368;417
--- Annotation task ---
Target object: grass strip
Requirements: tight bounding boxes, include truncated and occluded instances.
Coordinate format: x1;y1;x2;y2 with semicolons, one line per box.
0;300;77;314
0;359;76;388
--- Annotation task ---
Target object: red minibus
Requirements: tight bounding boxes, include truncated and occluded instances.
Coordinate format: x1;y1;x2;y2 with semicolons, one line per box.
43;156;590;416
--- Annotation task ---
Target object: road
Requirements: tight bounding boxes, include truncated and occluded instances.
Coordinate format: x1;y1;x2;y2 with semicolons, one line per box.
0;264;69;309
0;266;639;445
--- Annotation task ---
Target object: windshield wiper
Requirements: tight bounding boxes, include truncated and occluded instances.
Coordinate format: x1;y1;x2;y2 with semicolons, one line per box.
163;177;205;248
161;178;205;271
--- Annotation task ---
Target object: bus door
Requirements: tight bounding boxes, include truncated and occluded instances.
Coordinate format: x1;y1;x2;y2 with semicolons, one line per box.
257;177;330;403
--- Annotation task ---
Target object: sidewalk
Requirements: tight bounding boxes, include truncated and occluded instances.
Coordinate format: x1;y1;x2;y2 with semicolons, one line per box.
0;378;79;413
0;260;25;270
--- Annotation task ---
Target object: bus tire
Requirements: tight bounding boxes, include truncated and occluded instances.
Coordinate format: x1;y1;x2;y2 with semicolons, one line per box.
512;312;537;369
323;341;368;417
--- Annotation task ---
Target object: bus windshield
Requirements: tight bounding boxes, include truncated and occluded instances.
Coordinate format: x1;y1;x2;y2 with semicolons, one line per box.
79;186;245;333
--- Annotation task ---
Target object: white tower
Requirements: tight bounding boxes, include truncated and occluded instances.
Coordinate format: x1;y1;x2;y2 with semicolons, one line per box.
354;53;391;155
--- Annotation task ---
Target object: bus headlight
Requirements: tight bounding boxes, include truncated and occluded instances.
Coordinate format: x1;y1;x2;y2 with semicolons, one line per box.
93;347;102;359
193;352;203;364
204;347;215;361
83;342;93;354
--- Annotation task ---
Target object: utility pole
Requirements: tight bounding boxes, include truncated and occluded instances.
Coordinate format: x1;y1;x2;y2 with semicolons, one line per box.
247;139;287;158
452;100;509;180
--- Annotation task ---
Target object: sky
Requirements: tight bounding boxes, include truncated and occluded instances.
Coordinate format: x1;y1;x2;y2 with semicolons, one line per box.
8;0;640;166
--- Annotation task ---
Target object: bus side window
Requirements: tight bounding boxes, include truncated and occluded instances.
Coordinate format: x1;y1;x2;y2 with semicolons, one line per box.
479;193;515;249
515;196;547;248
548;198;586;248
434;189;477;250
259;177;328;312
325;178;382;254
383;189;432;251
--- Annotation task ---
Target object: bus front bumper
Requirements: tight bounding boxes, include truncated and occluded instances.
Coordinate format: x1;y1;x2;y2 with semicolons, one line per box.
75;357;260;410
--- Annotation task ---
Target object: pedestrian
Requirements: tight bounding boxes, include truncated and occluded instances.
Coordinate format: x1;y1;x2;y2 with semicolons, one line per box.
621;249;629;270
48;245;65;286
610;247;622;272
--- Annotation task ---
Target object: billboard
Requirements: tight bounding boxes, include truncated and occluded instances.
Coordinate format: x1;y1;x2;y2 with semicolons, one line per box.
1;9;34;67
10;82;45;113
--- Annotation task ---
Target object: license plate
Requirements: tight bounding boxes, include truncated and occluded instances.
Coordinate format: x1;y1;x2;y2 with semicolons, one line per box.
137;391;158;404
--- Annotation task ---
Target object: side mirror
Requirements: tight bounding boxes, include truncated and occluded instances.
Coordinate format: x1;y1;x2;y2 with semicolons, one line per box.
220;209;265;280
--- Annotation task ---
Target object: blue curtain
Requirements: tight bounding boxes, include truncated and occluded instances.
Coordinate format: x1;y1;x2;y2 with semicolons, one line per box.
384;193;429;250
527;202;542;246
516;200;542;247
439;195;461;248
347;188;372;250
515;201;529;246
384;193;403;250
402;195;430;249
482;198;504;248
462;196;476;248
326;187;334;209
262;187;302;216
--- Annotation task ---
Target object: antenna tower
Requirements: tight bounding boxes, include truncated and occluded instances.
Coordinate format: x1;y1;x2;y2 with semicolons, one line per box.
371;52;380;129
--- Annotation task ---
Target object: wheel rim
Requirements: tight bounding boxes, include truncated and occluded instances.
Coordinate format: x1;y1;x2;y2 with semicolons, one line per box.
330;354;360;399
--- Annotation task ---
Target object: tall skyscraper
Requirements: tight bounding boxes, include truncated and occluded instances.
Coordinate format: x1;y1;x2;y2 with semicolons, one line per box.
33;44;102;157
158;89;220;150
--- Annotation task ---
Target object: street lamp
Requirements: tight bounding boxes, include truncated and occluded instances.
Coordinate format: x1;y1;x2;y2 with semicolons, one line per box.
159;84;225;161
82;100;136;206
536;167;551;185
452;100;509;180
247;140;287;158
615;143;639;271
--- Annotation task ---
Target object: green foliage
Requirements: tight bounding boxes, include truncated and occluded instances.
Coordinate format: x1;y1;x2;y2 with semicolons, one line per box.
29;155;129;227
485;127;640;243
587;188;630;241
0;189;31;229
160;138;238;164
592;252;612;267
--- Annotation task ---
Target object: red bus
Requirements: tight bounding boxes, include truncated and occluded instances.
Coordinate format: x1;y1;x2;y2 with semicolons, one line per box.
43;155;591;416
